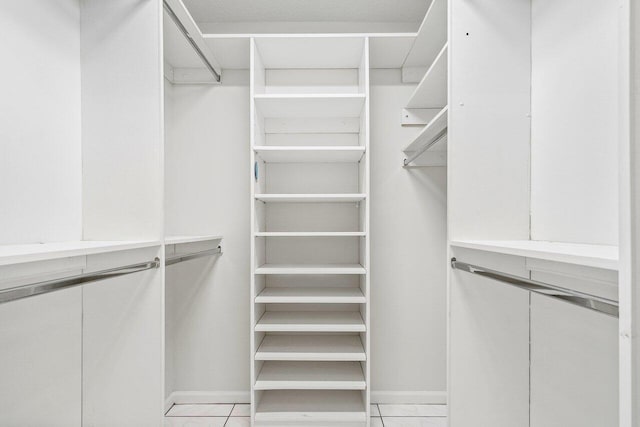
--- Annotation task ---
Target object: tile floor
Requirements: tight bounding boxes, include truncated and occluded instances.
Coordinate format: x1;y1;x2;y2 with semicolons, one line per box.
164;403;447;426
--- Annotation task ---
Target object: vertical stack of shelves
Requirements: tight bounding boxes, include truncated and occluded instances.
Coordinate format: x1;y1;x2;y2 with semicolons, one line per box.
401;0;448;166
250;36;370;425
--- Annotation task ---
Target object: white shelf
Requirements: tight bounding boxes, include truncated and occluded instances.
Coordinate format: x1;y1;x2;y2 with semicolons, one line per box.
0;240;161;267
256;311;365;332
402;0;448;69
255;361;366;390
255;231;366;237
254;146;365;163
255;335;366;361
255;263;366;275
255;390;366;423
403;106;448;153
406;43;448;109
254;94;366;119
256;287;366;304
255;194;366;203
450;239;619;270
164;235;223;245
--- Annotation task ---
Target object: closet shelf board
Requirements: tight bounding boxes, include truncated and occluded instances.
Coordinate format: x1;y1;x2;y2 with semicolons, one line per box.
254;94;366;119
256;287;366;304
0;240;161;267
255;334;366;361
255;390;366;423
253;146;366;163
405;43;448;109
255;361;366;390
255;194;366;203
255;263;366;275
403;106;448;152
402;0;448;69
164;235;223;245
255;311;366;332
254;231;366;237
450;240;618;270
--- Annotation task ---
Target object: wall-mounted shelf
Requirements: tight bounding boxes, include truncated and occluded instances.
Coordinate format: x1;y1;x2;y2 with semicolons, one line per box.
164;235;223;245
450;239;618;270
255;335;366;362
255;361;366;390
0;240;161;267
256;287;366;304
254;390;366;423
254;94;366;118
402;0;448;71
405;44;448;109
255;232;366;237
403;106;448;153
255;263;366;275
254;146;365;163
256;311;365;332
255;194;366;203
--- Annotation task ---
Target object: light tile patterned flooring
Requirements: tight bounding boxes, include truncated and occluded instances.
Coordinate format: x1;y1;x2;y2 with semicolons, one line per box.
164;403;448;426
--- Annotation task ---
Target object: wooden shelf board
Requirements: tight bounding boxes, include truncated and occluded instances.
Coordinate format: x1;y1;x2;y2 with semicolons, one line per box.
255;334;366;362
255;263;366;275
164;235;223;245
255;232;366;237
255;361;366;390
255;194;366;203
403;106;448;153
402;0;448;69
256;287;366;304
406;43;448;109
255;390;366;423
256;311;365;332
253;146;365;163
450;239;618;270
0;240;161;267
254;94;366;119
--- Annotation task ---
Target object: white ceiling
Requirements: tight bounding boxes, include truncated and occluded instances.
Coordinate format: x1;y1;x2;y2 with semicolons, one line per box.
183;0;430;24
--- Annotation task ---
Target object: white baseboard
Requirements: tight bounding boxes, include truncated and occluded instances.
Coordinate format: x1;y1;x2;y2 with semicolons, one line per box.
371;391;447;405
165;391;251;412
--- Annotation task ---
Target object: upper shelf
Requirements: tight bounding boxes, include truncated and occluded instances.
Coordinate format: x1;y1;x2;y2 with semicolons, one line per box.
450;240;619;270
254;36;366;69
254;146;365;163
406;43;448;109
403;106;448;153
255;194;367;203
402;0;448;69
254;94;366;119
164;235;223;245
0;240;161;267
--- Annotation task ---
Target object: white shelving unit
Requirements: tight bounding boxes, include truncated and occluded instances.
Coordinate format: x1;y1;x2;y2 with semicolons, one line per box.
251;35;370;425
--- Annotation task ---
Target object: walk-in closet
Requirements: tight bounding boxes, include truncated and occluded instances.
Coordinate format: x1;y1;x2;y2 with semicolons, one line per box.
1;0;639;426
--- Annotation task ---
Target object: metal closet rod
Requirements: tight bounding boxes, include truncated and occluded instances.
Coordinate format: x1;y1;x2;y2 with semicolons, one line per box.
165;246;223;266
0;258;161;305
163;0;221;83
451;258;619;318
403;128;447;167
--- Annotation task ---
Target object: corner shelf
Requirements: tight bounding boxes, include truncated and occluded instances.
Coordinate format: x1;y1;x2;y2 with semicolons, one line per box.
254;146;365;163
450;239;618;270
255;361;366;390
255;335;366;362
405;43;448;109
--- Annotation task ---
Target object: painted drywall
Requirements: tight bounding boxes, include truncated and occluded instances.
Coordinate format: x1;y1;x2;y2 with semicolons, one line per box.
531;0;619;245
370;70;447;401
0;0;82;244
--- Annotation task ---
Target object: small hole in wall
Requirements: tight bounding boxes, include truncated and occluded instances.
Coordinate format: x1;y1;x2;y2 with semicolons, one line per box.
466;32;469;36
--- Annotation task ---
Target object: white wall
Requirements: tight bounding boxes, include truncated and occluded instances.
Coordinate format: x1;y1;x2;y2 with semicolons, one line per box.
370;70;447;402
530;0;619;245
164;71;251;397
0;0;82;244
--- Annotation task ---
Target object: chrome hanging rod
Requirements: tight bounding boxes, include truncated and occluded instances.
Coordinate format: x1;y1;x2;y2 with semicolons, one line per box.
165;246;222;266
450;258;619;318
403;128;447;167
163;0;221;83
0;258;161;305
